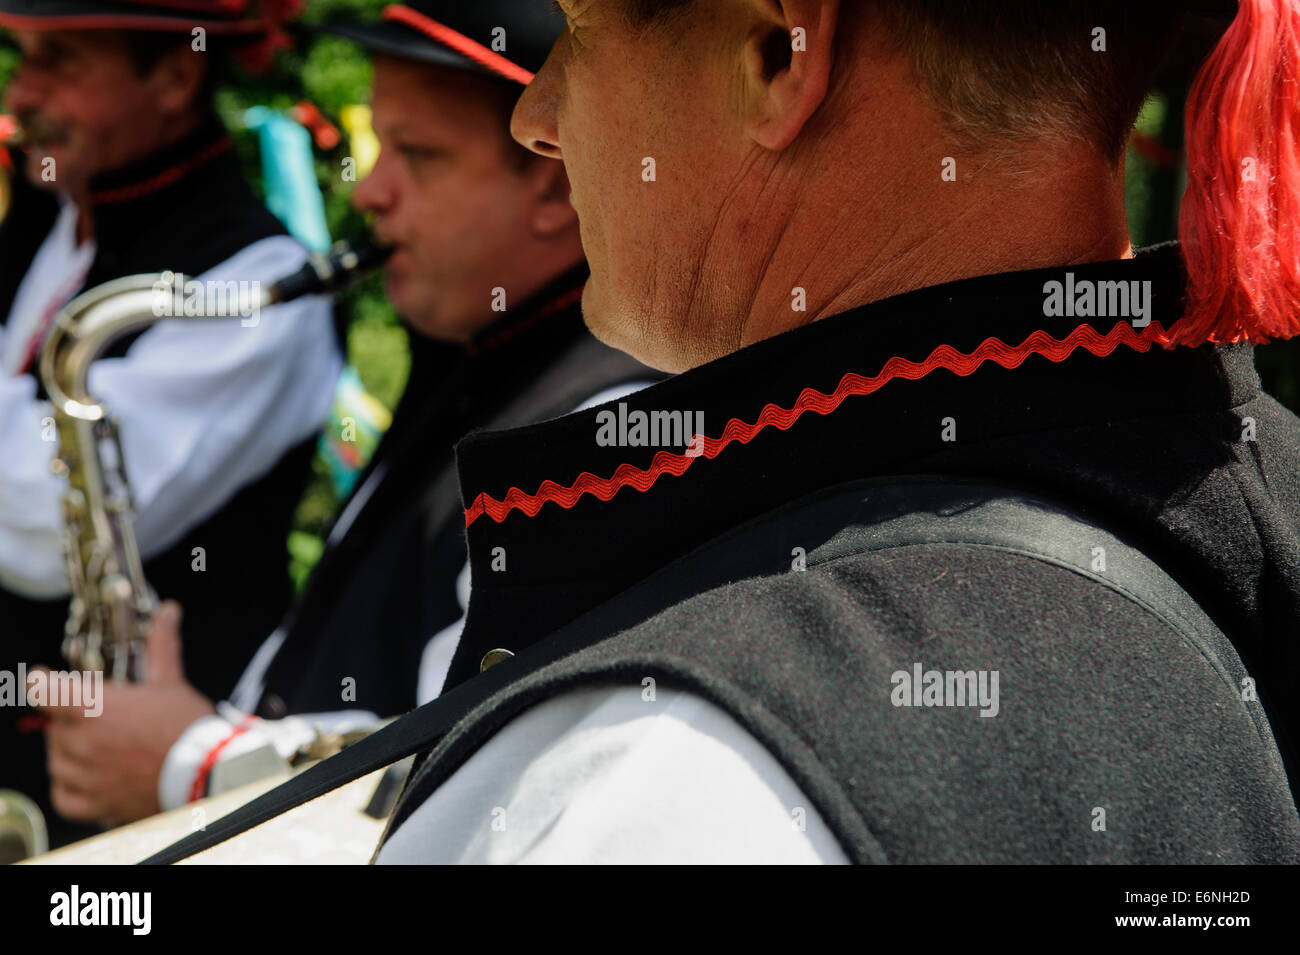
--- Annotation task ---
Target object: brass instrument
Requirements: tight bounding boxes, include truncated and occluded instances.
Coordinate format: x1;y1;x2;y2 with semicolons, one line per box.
40;240;390;678
0;790;47;865
41;273;170;682
4;240;391;862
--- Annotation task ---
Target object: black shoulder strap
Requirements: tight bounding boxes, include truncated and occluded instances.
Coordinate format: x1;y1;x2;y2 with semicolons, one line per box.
140;476;1231;865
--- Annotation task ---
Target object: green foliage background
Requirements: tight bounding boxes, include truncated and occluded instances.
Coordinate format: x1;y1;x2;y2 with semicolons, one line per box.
222;1;410;586
2;6;1298;588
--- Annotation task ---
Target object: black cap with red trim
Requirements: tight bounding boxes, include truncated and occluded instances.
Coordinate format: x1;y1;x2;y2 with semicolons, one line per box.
0;2;305;74
317;2;562;87
0;0;300;35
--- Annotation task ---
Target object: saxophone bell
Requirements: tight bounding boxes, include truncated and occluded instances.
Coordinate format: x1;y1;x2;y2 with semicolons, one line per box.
0;790;48;866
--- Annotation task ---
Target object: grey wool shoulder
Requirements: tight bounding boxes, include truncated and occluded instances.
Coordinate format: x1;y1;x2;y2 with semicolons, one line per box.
379;478;1300;864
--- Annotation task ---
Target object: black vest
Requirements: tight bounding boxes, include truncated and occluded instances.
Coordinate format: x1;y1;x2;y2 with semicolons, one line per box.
381;245;1300;861
255;266;656;719
0;117;329;846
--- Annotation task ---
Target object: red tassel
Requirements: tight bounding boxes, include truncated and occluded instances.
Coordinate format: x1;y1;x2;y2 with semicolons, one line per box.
1176;0;1300;346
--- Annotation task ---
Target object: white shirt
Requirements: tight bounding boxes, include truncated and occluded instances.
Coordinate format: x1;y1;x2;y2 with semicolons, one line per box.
0;227;341;598
1;198;95;376
374;685;849;864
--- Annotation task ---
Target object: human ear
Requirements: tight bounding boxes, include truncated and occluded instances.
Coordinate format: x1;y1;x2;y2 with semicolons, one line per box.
150;44;207;117
740;0;839;152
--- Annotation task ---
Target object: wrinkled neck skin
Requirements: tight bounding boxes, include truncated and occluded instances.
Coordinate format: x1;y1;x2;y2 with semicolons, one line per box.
696;64;1133;360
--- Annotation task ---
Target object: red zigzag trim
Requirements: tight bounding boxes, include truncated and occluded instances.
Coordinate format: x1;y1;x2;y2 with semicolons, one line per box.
464;319;1177;527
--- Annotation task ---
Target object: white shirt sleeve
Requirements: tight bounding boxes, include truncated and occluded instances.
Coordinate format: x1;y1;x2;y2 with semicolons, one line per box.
375;685;851;864
157;703;381;811
0;235;342;598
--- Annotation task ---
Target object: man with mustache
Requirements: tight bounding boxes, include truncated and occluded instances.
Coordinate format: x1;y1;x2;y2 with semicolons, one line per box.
363;0;1300;862
0;1;339;846
31;1;655;834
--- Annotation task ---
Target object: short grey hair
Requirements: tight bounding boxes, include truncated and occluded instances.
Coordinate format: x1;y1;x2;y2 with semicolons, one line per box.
624;0;1176;162
873;0;1176;161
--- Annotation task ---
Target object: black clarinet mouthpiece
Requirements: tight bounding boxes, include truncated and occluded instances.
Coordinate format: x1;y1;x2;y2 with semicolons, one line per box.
266;240;394;305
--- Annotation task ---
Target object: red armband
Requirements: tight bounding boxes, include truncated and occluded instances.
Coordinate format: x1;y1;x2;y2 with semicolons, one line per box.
189;714;259;804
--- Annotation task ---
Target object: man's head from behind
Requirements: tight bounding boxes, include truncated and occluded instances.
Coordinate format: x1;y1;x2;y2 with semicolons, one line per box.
351;55;583;343
516;0;1292;372
4;28;213;197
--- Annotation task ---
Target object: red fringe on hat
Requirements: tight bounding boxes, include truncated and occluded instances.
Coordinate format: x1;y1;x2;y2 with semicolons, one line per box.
1177;0;1300;345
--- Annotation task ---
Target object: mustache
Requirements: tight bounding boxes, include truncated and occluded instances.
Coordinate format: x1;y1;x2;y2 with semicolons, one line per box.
15;113;71;148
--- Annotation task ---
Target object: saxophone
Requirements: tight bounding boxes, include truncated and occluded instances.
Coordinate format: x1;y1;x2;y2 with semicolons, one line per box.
38;241;392;681
40;274;162;682
0;242;389;862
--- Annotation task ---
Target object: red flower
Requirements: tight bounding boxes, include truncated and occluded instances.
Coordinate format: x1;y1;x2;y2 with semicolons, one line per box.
233;0;307;76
